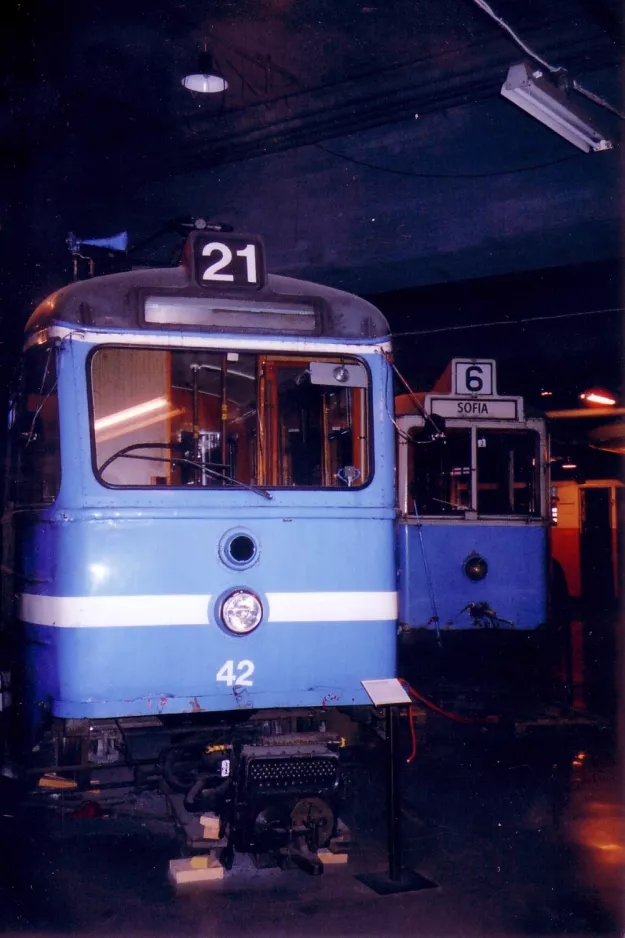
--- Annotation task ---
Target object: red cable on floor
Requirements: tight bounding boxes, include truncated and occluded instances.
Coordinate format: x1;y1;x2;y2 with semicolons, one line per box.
400;678;499;731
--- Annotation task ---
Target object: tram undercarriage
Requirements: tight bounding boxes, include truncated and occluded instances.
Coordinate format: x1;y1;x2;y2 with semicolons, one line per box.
9;708;364;875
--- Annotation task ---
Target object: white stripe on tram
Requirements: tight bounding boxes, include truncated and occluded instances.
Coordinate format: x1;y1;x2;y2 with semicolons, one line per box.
19;591;398;628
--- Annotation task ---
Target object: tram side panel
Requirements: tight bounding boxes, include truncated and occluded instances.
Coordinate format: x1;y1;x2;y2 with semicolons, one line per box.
398;522;548;632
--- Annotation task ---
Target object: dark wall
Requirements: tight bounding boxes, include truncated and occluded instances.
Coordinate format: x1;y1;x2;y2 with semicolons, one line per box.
369;257;623;409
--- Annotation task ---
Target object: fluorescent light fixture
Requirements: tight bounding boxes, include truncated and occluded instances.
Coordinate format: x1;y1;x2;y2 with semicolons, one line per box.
501;62;613;153
94;397;168;432
182;52;228;94
561;462;577;470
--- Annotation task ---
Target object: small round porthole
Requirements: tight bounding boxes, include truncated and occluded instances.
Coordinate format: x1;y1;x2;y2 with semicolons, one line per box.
219;530;259;570
228;535;256;564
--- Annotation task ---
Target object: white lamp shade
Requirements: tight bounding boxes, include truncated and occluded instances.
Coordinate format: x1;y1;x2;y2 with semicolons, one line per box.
181;73;228;94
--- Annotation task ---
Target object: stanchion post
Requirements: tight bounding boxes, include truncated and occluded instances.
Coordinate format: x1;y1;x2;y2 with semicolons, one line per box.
356;677;438;895
386;705;403;881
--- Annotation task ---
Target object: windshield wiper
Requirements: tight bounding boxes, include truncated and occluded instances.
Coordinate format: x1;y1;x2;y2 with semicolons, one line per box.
98;443;273;500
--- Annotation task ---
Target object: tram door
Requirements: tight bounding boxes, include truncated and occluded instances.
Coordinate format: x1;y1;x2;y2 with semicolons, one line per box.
579;487;615;606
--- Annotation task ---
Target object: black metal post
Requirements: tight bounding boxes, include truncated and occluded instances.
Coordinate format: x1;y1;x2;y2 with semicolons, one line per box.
356;700;437;895
386;705;403;881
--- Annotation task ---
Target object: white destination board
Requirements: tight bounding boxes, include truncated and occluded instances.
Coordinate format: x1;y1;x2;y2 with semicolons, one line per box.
430;397;518;419
453;360;494;396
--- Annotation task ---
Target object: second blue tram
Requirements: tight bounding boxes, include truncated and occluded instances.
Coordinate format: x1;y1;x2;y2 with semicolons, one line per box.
395;358;550;699
1;232;397;865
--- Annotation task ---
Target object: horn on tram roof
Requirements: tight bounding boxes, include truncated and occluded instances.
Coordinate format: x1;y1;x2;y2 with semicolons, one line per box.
67;231;129;254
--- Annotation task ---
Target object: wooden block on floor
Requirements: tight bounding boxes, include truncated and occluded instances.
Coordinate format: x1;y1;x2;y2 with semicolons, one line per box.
38;774;78;790
200;813;221;839
318;848;349;866
168;855;224;885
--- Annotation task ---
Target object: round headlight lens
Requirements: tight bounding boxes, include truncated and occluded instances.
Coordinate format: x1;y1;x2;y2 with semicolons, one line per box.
464;555;488;582
221;590;263;634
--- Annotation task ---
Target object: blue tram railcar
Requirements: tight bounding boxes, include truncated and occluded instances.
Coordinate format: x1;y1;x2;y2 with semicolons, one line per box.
1;232;397;864
396;358;550;700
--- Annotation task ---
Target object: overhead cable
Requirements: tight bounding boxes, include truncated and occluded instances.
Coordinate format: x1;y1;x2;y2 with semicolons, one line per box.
470;0;625;120
316;143;582;178
393;306;623;338
471;0;563;73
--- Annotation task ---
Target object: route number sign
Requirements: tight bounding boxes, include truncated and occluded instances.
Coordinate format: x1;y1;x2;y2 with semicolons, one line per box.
454;361;494;396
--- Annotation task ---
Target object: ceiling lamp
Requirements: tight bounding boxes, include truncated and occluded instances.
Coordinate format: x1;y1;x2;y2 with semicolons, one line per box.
182;52;228;94
501;62;612;153
579;388;617;407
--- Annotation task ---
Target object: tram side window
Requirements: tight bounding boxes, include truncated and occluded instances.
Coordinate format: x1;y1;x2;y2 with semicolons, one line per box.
476;430;540;515
408;426;471;515
10;346;61;506
91;348;259;487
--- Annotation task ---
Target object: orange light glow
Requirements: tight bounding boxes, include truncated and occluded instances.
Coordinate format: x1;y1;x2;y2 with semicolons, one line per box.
572;815;625;867
579;389;617;407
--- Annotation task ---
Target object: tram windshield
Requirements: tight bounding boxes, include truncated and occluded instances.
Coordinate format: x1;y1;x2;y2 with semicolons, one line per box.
407;425;541;516
90;348;370;489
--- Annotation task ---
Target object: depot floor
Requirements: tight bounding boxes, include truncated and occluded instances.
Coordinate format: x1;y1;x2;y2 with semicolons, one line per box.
0;713;622;938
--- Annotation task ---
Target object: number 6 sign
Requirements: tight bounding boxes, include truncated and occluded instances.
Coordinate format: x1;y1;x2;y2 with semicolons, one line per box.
454;360;494;396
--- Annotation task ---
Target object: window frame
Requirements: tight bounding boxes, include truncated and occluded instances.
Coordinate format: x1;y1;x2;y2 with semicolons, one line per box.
7;343;62;509
87;344;375;493
398;416;546;520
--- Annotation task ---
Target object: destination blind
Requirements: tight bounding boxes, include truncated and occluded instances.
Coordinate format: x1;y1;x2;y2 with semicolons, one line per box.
430;397;519;419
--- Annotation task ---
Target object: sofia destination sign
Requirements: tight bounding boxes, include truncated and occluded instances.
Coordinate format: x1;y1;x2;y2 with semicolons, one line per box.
425;359;522;420
429;397;519;419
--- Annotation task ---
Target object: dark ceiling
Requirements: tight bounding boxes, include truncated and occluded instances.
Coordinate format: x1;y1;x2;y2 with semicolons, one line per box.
0;0;622;440
1;0;623;321
4;0;622;193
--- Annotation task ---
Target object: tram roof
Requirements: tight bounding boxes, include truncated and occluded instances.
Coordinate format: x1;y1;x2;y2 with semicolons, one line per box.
26;265;390;340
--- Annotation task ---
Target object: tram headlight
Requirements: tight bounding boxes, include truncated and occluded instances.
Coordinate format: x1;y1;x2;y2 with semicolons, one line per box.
221;590;263;634
464;555;488;582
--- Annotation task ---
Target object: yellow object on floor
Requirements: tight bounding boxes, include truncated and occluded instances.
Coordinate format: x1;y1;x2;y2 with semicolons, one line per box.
38;774;78;790
169;856;224;885
318;848;349;866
